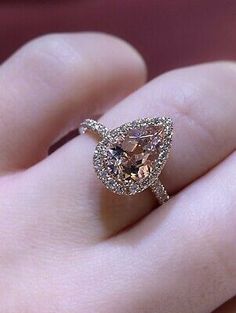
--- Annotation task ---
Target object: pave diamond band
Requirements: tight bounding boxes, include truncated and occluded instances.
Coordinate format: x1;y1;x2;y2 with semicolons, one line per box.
80;117;173;205
80;119;109;139
151;180;169;204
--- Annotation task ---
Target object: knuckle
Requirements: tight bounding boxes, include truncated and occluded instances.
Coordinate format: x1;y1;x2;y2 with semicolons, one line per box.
15;33;86;80
20;33;69;61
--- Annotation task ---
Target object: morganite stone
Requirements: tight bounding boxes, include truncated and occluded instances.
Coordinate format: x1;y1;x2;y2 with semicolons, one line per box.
106;126;163;183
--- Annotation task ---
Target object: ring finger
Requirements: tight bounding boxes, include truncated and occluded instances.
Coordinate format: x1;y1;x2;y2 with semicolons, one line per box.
32;61;236;241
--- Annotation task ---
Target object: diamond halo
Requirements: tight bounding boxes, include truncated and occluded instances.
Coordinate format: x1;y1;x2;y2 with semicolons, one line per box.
80;117;173;203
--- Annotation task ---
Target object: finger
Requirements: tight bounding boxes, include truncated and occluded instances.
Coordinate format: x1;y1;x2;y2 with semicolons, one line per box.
33;61;236;242
94;152;236;313
34;62;236;240
0;32;146;172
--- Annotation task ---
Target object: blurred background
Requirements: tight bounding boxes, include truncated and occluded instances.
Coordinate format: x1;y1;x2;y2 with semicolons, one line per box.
1;0;236;78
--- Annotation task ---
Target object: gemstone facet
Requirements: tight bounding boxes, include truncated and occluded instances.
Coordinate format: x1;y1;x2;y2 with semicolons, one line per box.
106;126;164;184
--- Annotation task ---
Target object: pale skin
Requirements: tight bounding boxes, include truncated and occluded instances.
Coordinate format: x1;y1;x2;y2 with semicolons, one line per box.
0;32;235;313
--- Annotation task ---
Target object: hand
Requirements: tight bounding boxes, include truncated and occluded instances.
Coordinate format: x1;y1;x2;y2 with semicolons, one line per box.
0;32;235;313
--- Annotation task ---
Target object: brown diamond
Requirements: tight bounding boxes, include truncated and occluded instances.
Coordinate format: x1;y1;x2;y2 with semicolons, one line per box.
106;126;164;183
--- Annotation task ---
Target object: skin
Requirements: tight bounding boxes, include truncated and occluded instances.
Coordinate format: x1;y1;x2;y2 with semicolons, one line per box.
0;32;235;313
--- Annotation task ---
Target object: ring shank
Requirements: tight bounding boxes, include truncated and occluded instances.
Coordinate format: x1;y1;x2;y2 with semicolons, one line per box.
151;180;169;204
80;119;109;138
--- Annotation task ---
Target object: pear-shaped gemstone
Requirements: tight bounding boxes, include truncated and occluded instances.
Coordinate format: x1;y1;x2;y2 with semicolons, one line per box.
106;126;164;183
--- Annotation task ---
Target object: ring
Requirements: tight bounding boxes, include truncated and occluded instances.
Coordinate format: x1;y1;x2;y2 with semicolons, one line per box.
80;117;173;204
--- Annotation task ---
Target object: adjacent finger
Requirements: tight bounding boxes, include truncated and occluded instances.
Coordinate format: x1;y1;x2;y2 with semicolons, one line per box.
0;32;146;172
